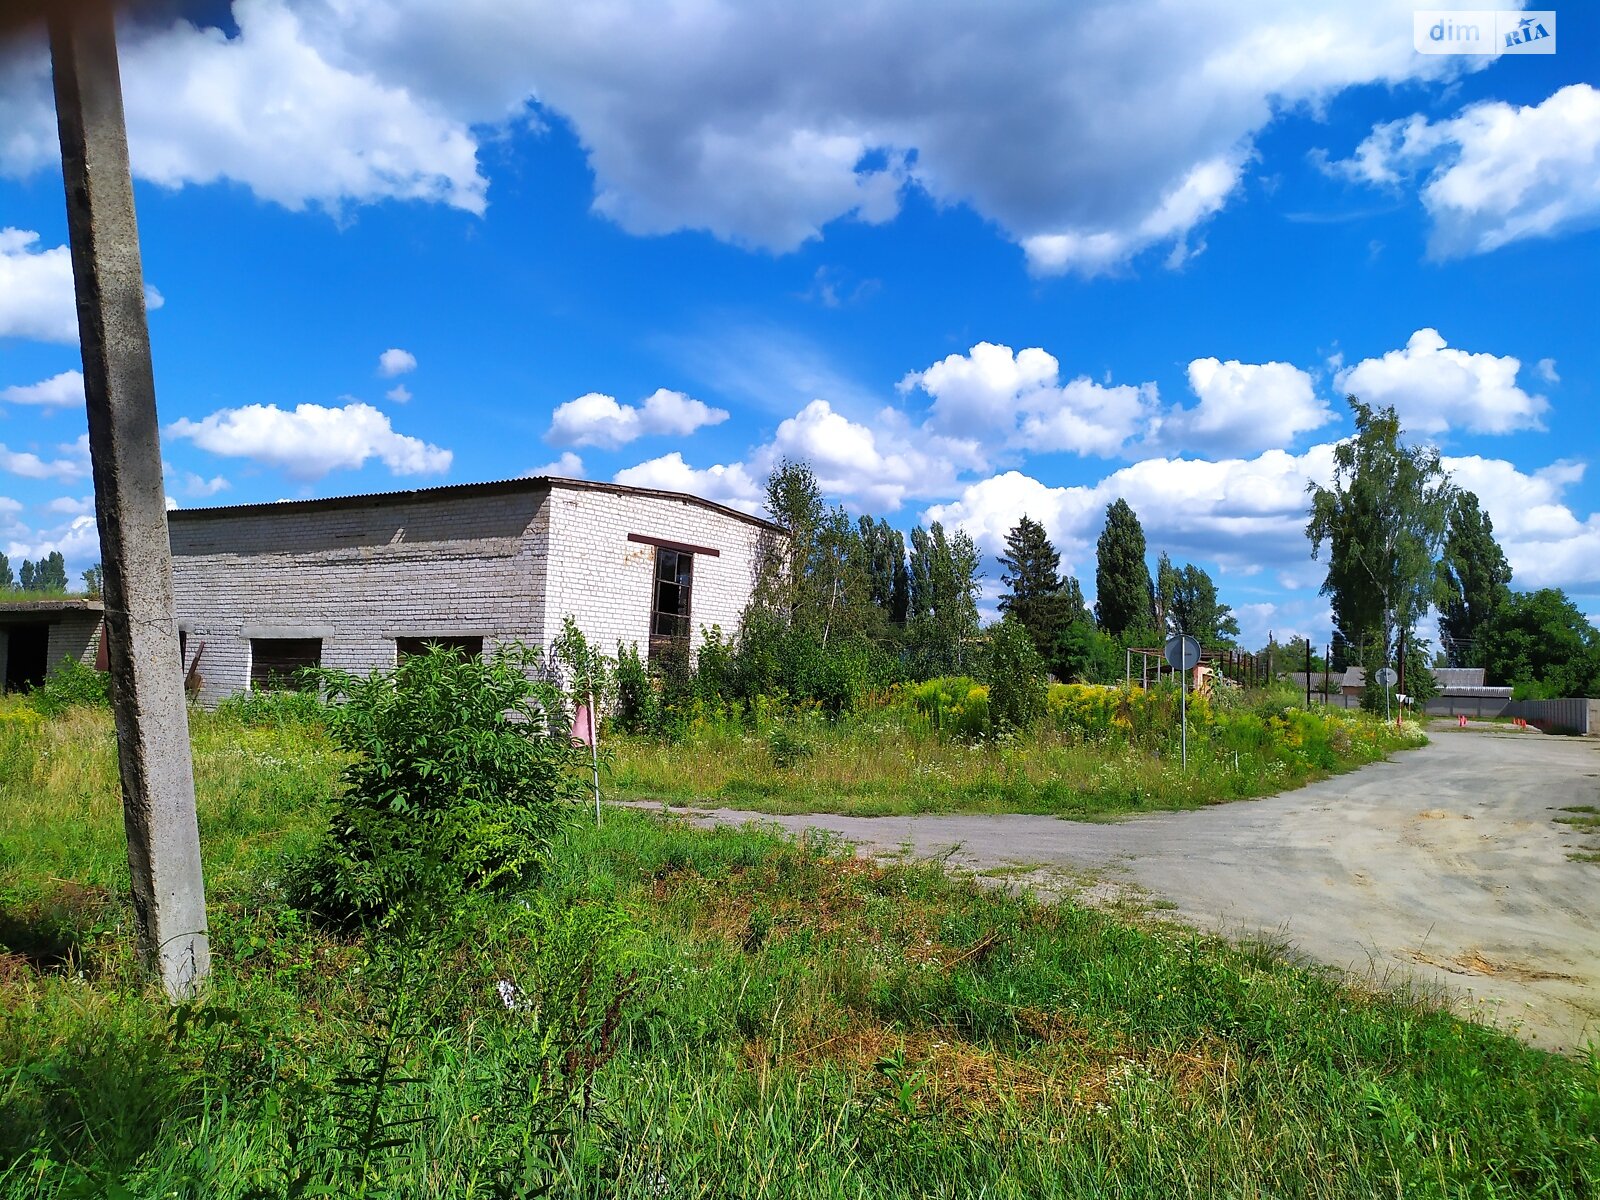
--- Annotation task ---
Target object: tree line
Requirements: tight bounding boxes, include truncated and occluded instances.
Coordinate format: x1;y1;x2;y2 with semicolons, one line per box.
0;551;69;594
1309;397;1599;703
623;458;1247;724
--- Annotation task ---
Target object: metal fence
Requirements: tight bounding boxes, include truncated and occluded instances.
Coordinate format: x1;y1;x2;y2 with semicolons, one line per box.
1502;697;1597;735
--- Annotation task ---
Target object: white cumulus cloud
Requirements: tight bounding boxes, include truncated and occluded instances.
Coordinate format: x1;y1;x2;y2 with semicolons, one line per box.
1444;456;1600;592
4;1;1482;271
924;445;1337;585
612;452;762;513
903;341;1156;460
1;369;85;409
1335;328;1547;436
547;388;729;450
167;401;451;479
0;0;487;217
1329;83;1600;259
378;348;417;377
1153;358;1332;455
0;230;77;344
524;451;585;478
0;435;91;482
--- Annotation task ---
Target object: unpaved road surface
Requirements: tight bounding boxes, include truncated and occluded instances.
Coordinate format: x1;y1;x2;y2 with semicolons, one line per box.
650;727;1600;1053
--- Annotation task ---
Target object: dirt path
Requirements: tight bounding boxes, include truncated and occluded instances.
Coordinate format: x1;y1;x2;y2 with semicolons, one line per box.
645;726;1600;1054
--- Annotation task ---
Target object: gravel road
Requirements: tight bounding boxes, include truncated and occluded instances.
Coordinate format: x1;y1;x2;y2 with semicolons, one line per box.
647;725;1600;1053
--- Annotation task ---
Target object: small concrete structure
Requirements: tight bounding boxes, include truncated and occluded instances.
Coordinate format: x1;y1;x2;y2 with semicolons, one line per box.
1321;666;1514;716
166;475;778;705
0;599;105;692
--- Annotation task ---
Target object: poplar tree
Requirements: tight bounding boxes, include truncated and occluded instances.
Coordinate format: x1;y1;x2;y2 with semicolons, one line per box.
1433;490;1512;668
0;553;13;590
39;551;68;592
1094;499;1153;638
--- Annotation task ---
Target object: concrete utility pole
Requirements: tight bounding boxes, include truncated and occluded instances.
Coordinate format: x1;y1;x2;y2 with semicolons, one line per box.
48;0;210;999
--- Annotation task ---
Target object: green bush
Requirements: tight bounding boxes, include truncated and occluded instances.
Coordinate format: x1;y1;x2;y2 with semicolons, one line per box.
984;617;1048;732
29;656;110;715
288;644;588;927
904;676;990;739
213;686;328;727
613;641;661;735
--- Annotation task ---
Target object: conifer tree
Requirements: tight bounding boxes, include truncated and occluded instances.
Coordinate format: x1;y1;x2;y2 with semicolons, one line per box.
998;515;1071;654
1094;499;1153;638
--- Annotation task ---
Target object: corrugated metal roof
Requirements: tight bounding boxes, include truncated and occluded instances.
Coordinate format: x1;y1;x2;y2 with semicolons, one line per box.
164;474;784;533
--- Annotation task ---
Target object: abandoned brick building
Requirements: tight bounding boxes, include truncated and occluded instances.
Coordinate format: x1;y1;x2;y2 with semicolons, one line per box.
0;598;105;693
160;475;776;705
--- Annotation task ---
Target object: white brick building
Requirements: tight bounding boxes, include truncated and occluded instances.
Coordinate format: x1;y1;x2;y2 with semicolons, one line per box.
167;476;777;704
0;599;105;692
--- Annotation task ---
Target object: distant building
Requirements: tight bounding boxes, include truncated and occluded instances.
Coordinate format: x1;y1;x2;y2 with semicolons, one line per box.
163;475;777;705
1335;666;1513;717
0;598;104;693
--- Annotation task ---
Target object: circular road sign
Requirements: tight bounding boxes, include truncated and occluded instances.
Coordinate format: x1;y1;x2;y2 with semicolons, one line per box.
1164;634;1202;672
1375;667;1398;687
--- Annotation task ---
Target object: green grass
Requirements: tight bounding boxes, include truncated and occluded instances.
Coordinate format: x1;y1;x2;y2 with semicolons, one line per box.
1555;805;1600;864
605;699;1427;817
2;700;1595;1197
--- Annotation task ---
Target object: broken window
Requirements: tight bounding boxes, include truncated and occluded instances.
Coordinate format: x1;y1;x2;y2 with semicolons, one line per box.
396;636;484;661
249;638;321;691
650;547;693;646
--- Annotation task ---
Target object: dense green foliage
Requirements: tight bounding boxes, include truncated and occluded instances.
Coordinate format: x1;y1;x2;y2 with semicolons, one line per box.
609;682;1427;817
1;701;1593;1197
1434;491;1512;669
26;657;110;716
984;617;1049;732
1307;398;1454;708
1478;587;1600;699
12;551;70;594
288;645;588;927
1094;498;1153;638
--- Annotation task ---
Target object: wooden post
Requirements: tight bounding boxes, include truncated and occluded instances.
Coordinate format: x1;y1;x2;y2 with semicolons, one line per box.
1305;640;1312;707
49;0;210;1000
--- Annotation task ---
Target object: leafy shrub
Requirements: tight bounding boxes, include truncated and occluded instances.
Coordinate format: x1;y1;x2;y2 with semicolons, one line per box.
213;686;328;727
288;644;587;927
766;722;815;769
553;615;614;711
984;618;1048;732
29;656;110;715
613;641;661;735
904;677;990;739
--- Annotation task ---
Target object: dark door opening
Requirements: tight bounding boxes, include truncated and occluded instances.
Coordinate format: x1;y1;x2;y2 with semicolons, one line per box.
3;623;50;692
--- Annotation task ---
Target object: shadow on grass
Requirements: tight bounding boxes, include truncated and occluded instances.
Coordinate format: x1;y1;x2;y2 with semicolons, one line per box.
0;883;113;974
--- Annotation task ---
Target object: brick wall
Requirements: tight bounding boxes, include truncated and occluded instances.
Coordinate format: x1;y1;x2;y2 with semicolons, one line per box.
171;488;552;704
46;613;103;674
169;481;772;704
542;485;765;661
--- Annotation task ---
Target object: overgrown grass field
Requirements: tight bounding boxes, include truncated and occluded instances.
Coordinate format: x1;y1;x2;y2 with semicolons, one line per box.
2;698;1595;1197
606;682;1427;816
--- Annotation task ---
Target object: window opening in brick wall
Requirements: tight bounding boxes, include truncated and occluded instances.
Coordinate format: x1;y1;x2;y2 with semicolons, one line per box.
396;636;484;661
650;547;693;653
250;638;322;691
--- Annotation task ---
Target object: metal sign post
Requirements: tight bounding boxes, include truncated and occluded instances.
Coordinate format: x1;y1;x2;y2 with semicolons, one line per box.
1375;666;1398;723
1164;634;1202;769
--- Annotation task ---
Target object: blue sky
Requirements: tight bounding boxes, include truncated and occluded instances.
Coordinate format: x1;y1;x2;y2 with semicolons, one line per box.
1;1;1596;647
